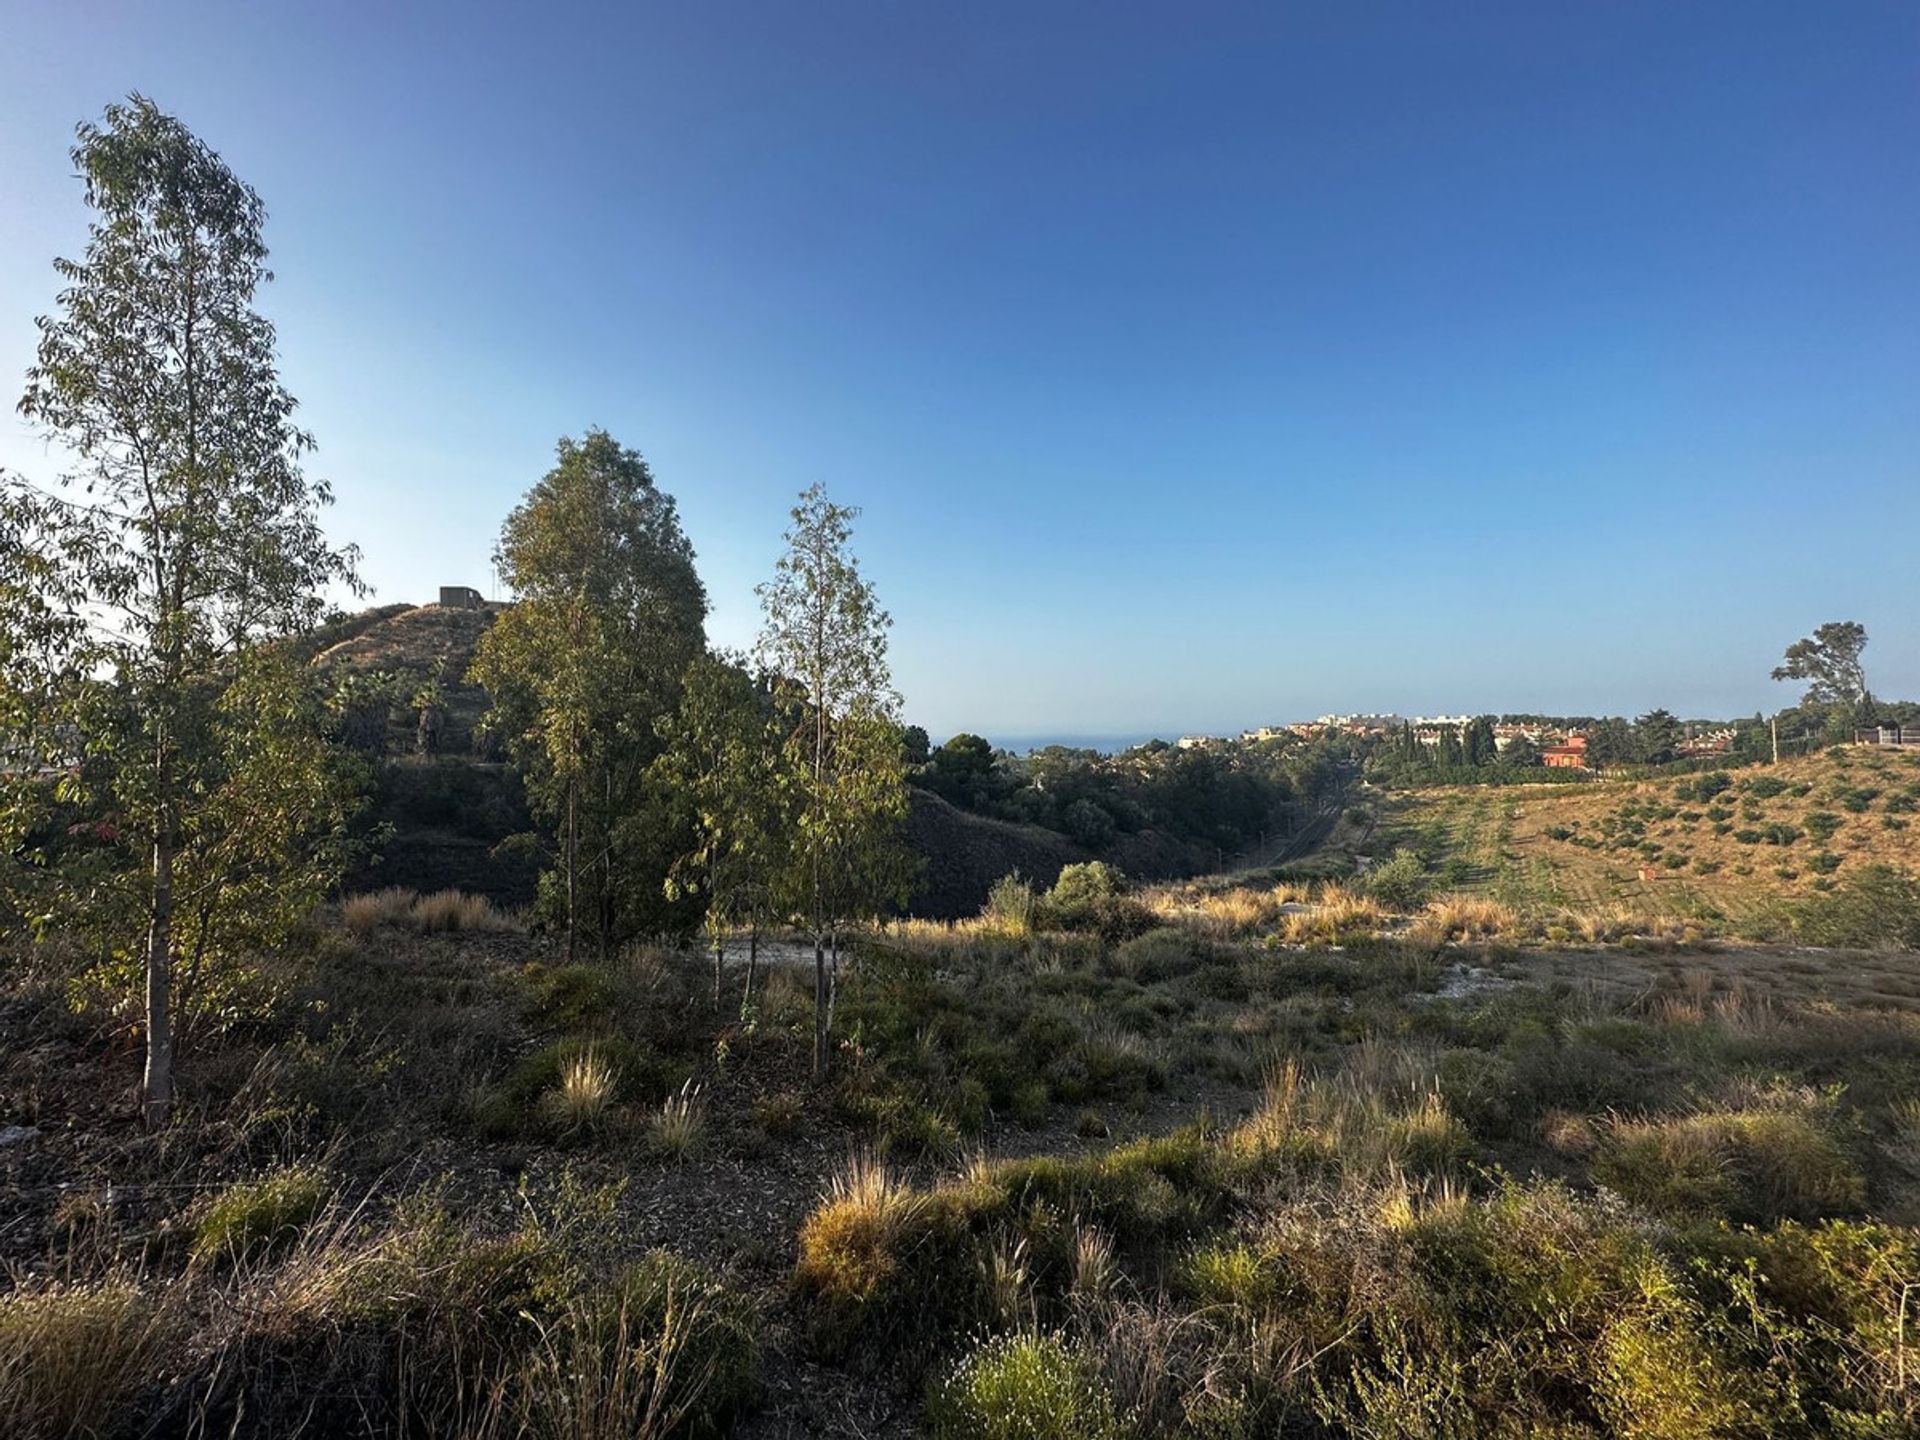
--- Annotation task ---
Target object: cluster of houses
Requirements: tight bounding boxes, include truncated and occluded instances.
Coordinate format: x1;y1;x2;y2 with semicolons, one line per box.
1175;713;1744;771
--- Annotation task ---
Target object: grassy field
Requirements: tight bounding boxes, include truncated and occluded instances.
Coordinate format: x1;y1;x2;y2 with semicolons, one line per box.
5;859;1920;1436
1372;745;1920;932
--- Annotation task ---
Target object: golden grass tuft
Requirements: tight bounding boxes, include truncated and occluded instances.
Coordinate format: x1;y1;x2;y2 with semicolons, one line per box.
1407;894;1516;946
650;1079;706;1160
409;888;518;933
794;1154;929;1303
342;886;418;936
0;1278;173;1440
547;1048;616;1130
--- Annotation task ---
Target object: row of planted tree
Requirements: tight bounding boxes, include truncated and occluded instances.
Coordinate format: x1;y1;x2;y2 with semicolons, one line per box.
0;98;909;1126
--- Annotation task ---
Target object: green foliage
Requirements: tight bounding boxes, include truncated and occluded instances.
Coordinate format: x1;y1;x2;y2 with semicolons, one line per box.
471;429;707;955
191;1165;331;1265
1365;847;1430;910
652;653;794;971
1773;621;1871;707
1046;861;1125;907
1793;864;1920;949
928;1332;1120;1440
1;96;361;1123
1592;1096;1865;1224
755;485;912;1072
1805;810;1844;842
982;871;1037;935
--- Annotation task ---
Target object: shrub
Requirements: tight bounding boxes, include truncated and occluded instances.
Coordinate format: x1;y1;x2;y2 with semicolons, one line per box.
1793;864;1920;950
1364;849;1429;911
478;1036;671;1138
0;1280;172;1440
928;1332;1120;1440
523;963;617;1026
1110;928;1200;983
1745;775;1789;799
753;1091;805;1139
192;1165;331;1265
1804;811;1844;843
1593;1099;1865;1224
1048;862;1126;907
1808;851;1842;875
983;872;1036;936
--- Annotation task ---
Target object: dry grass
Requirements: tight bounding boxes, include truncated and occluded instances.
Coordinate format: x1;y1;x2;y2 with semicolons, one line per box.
410;888;519;934
0;1278;174;1440
649;1080;706;1161
546;1048;616;1130
1145;882;1311;938
1407;895;1517;946
1232;1058;1469;1183
341;887;521;935
342;885;418;936
1275;884;1386;944
794;1154;929;1304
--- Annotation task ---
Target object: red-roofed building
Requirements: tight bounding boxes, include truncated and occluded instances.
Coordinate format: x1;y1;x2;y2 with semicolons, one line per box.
1541;734;1589;769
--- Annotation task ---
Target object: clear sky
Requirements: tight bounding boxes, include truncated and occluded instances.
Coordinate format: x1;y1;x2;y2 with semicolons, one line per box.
2;2;1915;744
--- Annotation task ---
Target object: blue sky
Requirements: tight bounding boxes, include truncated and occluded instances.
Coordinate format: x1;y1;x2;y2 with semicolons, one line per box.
2;3;1915;744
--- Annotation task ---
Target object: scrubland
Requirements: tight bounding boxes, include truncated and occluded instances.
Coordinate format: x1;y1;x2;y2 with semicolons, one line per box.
5;857;1920;1437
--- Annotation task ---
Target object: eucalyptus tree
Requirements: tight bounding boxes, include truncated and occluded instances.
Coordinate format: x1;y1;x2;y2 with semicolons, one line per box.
471;430;706;961
652;652;793;1010
755;485;910;1076
1;97;359;1126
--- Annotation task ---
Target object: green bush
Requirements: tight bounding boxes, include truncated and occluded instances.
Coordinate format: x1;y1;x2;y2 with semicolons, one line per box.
1110;927;1201;983
1803;811;1843;843
1794;864;1920;950
1593;1102;1864;1224
928;1332;1120;1440
191;1166;330;1265
1365;848;1429;910
1047;861;1126;907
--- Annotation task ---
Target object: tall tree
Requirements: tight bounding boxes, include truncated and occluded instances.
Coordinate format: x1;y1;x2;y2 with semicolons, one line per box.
652;653;793;1010
1632;708;1683;764
1;97;358;1126
471;430;706;961
755;485;910;1077
1773;622;1871;709
1463;715;1497;767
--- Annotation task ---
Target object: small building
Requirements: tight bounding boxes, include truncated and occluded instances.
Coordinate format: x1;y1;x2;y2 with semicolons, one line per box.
1542;734;1589;769
438;585;486;610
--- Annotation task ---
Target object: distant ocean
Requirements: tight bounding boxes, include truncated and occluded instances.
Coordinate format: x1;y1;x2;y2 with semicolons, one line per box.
991;733;1171;756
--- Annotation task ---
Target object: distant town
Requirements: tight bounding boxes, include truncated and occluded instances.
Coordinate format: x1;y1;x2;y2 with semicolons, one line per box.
1178;714;1741;768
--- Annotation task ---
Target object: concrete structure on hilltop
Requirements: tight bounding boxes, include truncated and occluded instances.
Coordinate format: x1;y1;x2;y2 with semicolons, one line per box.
438;585;486;610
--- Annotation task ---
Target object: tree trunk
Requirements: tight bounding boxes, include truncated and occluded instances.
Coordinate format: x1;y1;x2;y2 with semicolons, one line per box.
565;775;578;966
827;928;841;1034
142;833;174;1129
812;933;828;1079
712;926;724;1005
744;923;758;1018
